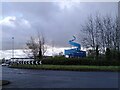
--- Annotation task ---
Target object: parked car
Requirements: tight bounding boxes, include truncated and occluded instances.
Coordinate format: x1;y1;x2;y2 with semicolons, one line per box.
1;63;9;66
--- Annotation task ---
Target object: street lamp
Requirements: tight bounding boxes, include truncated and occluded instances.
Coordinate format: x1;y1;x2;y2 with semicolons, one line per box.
12;37;14;62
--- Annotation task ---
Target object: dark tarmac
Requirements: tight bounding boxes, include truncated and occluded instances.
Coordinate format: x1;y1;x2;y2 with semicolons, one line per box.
2;66;119;88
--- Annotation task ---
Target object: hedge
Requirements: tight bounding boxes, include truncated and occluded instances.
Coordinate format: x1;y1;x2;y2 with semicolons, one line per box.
41;58;120;66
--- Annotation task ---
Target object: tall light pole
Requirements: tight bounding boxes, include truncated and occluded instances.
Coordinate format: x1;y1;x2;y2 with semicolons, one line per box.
12;37;14;62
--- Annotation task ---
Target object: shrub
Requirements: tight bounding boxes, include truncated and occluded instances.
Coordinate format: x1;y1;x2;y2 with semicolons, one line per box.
42;57;120;66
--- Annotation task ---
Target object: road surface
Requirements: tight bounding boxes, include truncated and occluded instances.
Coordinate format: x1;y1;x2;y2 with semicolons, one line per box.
2;66;119;88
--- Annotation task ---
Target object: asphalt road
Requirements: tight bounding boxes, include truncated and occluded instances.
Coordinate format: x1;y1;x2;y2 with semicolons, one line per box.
2;66;119;88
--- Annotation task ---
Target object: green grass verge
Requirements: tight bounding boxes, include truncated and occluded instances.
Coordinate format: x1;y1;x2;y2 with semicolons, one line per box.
9;64;120;72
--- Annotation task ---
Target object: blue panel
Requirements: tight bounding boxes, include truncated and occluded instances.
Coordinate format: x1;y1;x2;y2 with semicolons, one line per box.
69;41;81;50
69;36;81;50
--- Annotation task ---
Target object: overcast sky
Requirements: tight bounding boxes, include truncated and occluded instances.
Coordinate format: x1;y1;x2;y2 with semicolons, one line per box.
0;2;118;50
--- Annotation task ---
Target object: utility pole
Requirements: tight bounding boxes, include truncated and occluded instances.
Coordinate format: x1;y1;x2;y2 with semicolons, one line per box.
12;37;14;62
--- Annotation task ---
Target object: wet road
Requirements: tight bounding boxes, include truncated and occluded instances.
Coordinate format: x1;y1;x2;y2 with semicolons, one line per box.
2;66;119;88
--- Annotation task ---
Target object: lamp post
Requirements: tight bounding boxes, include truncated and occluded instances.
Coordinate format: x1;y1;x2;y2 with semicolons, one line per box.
12;37;14;62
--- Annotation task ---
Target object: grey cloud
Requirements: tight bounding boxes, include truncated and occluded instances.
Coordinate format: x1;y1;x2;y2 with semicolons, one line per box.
1;2;118;50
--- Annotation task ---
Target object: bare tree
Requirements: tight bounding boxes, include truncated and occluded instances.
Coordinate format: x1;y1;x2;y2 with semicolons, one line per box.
114;16;120;51
81;16;96;50
37;32;47;59
24;33;47;60
81;13;120;60
103;16;113;49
